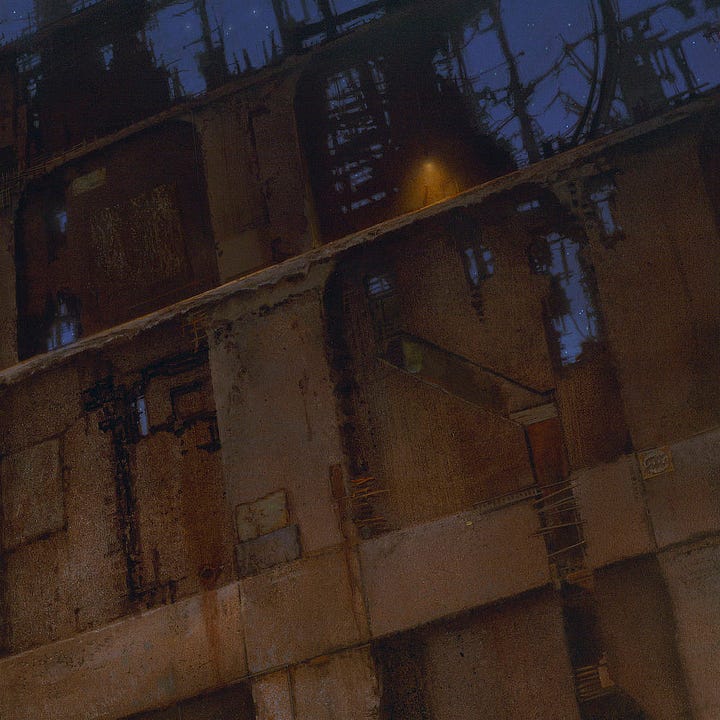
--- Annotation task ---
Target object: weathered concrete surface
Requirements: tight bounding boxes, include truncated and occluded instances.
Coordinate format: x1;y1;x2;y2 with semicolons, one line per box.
4;533;78;652
351;361;537;528
660;538;720;720
0;361;81;454
643;428;720;548
291;647;380;720
337;238;541;529
359;502;550;637
236;525;301;577
1;84;720;720
196;97;271;282
594;557;692;720
252;670;294;720
3;418;126;653
240;549;366;673
592;128;720;450
574;455;654;568
59;418;128;638
17;123;218;350
210;292;344;554
251;73;312;256
175;682;255;720
420;590;579;720
0;583;247;720
0;215;16;370
133;423;235;604
394;225;553;393
1;438;63;550
554;350;630;469
236;490;289;542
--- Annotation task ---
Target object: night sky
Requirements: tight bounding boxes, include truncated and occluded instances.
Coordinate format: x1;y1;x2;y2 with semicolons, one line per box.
1;0;719;155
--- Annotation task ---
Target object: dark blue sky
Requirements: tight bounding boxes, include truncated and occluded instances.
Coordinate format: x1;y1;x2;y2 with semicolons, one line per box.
1;0;718;154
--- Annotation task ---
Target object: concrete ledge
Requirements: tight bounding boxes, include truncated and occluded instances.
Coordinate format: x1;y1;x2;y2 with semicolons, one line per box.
644;428;720;549
574;455;654;568
359;502;550;637
240;549;366;673
0;584;247;720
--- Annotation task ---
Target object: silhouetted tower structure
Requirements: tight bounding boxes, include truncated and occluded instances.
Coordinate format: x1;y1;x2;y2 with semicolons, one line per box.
33;0;73;26
22;0;170;156
194;0;230;90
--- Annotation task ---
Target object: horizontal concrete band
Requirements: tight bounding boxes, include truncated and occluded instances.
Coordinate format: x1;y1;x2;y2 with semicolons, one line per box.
0;501;549;720
5;425;720;720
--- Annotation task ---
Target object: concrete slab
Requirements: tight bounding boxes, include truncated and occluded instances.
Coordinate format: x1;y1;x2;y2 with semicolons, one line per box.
0;362;81;453
574;455;654;568
1;438;63;550
240;549;365;672
210;296;345;554
594;558;692;720
420;590;580;720
644;429;720;548
236;491;289;542
252;670;294;720
236;525;301;577
0;583;247;720
359;502;550;637
291;647;380;720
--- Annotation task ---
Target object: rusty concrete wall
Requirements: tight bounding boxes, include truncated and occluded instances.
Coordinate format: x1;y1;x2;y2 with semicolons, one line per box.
328;233;544;530
209;285;346;555
291;647;380;720
588;122;720;451
248;72;315;259
196;96;272;282
196;70;314;281
642;427;720;549
126;682;255;720
0;319;235;655
0;583;247;720
393;208;553;392
574;455;654;569
359;502;550;637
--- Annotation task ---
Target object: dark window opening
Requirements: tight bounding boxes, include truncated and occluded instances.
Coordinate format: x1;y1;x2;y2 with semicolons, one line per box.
132;394;150;437
26;76;39;100
364;270;401;358
463;246;494;286
365;273;395;298
586;175;624;247
530;232;600;366
46;292;82;352
449;211;494;317
45;200;68;262
54;208;68;234
517;199;541;212
100;44;114;70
